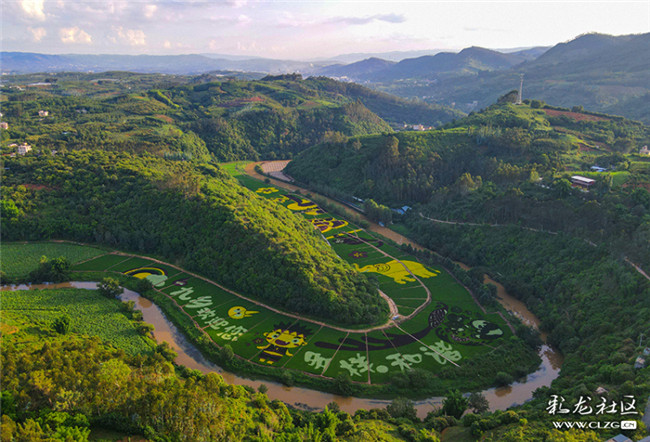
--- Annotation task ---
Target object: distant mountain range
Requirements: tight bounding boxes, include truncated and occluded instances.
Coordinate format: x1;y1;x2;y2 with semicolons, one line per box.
408;33;650;122
316;46;545;82
0;52;327;75
0;45;546;76
314;33;649;123
2;33;647;123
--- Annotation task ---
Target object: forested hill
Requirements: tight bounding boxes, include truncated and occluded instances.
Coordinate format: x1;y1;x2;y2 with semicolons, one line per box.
287;98;650;265
287;97;650;436
1;152;386;325
0;72;459;161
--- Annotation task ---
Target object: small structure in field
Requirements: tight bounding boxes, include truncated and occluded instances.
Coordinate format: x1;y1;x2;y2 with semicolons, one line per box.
38;110;49;117
640;145;649;156
0;122;8;130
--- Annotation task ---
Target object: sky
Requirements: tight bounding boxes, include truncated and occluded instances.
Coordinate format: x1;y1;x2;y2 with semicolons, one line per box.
1;0;649;59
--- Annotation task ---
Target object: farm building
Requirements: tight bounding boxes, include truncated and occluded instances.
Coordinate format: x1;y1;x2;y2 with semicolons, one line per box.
38;110;49;117
17;143;32;155
595;386;608;395
590;166;607;172
392;205;412;215
640;145;649;156
571;175;596;189
635;356;646;369
0;122;8;130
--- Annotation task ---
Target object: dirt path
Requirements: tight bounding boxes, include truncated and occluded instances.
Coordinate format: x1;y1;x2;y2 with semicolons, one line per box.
378;289;399;318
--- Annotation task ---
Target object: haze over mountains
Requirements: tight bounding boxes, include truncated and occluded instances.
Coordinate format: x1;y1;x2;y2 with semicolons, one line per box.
2;33;648;123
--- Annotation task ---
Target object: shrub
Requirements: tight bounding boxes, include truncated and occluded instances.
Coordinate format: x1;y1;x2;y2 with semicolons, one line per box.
98;277;123;298
52;316;71;334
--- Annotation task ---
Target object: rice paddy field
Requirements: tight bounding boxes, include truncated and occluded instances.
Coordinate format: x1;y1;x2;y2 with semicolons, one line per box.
1;242;105;279
2;164;515;387
1;287;154;356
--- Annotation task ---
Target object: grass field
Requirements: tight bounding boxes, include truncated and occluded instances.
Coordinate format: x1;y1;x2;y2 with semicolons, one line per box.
1;288;154;355
1;242;105;279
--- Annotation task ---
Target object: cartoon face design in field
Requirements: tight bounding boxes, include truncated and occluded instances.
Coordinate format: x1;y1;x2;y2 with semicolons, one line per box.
310;217;348;233
124;267;168;287
472;320;504;340
286;195;319;212
353;260;439;284
227;306;258;320
255;187;279;194
434;306;504;346
257;322;312;364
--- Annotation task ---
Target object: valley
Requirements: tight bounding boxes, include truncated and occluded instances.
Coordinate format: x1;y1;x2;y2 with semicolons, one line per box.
1;38;649;439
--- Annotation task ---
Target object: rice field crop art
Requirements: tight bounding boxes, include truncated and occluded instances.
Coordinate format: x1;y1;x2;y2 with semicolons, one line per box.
283;327;348;375
123;263;183;288
399;301;508;351
205;309;291;360
161;277;239;310
354;259;440;287
249;320;315;366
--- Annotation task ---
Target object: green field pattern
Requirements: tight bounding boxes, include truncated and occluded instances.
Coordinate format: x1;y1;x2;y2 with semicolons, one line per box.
2;242;105;278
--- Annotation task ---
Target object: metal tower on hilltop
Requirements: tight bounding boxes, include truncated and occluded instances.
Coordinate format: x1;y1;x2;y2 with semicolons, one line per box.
516;74;524;105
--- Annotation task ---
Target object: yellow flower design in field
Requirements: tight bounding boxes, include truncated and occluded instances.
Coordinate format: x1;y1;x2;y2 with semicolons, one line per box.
353;260;439;284
256;187;278;194
272;196;289;203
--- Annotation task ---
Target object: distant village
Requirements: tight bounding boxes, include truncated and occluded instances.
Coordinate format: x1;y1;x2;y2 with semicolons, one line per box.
0;109;56;157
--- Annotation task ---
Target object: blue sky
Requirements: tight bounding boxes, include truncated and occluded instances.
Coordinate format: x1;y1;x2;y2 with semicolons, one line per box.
2;1;648;58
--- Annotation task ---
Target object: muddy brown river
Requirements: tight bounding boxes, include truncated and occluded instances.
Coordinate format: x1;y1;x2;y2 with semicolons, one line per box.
4;274;561;418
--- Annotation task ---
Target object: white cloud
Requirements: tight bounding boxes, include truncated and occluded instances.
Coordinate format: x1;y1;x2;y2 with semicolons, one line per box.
278;12;406;28
227;0;247;8
164;40;172;49
144;4;157;19
237;41;258;52
114;26;147;46
60;27;92;44
238;14;251;25
20;0;45;20
28;26;47;42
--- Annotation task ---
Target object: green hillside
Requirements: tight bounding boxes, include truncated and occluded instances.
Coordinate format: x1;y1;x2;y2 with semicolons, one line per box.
0;72;458;162
1;151;386;325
